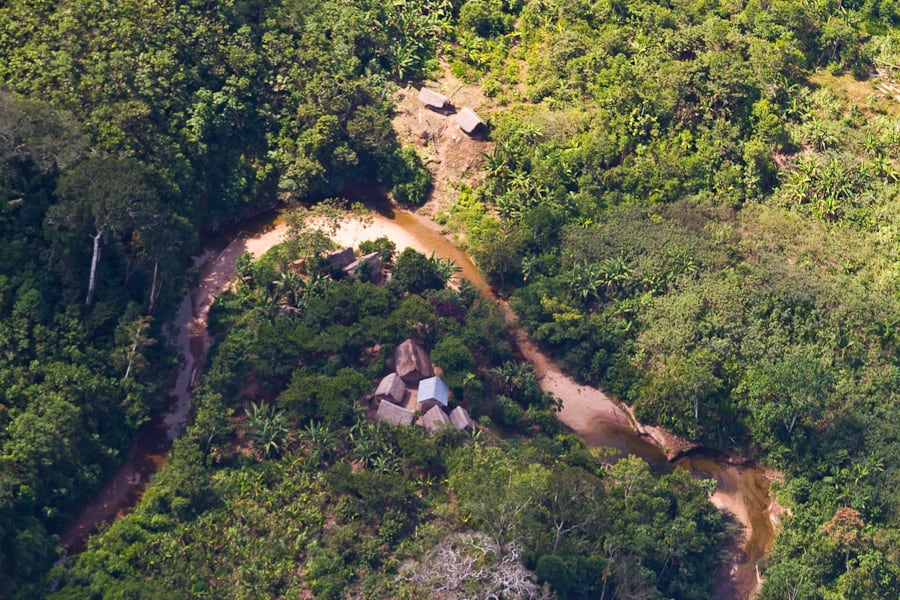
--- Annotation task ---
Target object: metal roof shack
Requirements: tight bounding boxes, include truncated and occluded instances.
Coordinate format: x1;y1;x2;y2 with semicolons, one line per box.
456;107;485;135
418;87;452;112
417;376;449;412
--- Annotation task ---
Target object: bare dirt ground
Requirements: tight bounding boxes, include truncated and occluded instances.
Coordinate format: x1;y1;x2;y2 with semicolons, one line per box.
391;60;494;218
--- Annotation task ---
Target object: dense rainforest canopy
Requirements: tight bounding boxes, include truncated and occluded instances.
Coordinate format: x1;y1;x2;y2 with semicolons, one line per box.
0;0;898;598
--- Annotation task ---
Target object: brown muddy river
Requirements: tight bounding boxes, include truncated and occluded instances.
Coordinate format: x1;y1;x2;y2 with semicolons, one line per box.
60;200;774;598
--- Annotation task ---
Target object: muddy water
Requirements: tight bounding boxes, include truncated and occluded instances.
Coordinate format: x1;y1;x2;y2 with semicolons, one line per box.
60;202;774;599
59;214;278;552
678;451;774;599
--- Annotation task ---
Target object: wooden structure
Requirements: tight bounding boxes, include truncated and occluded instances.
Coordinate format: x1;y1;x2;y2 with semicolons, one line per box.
375;400;415;426
418;87;452;112
417;376;449;411
344;252;383;284
394;339;434;384
422;405;451;434
374;372;406;405
326;247;355;269
456;107;485;135
449;406;473;432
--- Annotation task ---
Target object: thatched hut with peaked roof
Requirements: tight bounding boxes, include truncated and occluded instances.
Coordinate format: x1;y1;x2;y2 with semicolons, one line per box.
417;376;449;412
457;107;485;135
344;252;383;284
418;87;452;112
375;400;415;426
449;406;473;432
422;405;451;434
374;372;406;406
394;339;434;384
326;247;355;269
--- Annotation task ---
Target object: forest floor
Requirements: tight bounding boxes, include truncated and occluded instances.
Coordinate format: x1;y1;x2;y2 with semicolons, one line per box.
809;68;900;117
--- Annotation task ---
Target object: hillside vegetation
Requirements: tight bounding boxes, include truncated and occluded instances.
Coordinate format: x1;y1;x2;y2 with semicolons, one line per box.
0;0;898;598
445;1;900;597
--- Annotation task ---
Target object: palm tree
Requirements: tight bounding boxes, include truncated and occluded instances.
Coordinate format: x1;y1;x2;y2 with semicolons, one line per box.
429;253;461;286
567;260;603;304
301;421;334;463
245;401;289;459
272;271;305;308
490;361;536;400
598;256;633;298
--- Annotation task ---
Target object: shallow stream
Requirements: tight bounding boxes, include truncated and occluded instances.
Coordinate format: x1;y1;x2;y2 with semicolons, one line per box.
60;201;774;598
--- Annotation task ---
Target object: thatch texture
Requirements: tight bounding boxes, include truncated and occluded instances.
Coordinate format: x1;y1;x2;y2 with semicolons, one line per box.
422;405;451;434
344;252;383;284
374;372;406;405
456;107;485;134
418;87;450;110
417;376;449;411
394;339;434;384
449;406;473;432
375;400;415;426
326;247;355;269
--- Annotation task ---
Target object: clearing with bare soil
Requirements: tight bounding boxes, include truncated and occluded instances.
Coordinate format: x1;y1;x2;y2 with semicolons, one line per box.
391;60;495;217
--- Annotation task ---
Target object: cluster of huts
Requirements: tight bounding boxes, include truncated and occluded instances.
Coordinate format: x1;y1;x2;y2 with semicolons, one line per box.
326;247;383;283
293;246;384;283
417;87;485;136
372;339;473;434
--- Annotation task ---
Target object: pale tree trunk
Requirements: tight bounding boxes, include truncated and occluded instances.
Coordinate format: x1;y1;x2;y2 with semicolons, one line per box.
123;322;144;380
148;259;160;314
86;228;102;305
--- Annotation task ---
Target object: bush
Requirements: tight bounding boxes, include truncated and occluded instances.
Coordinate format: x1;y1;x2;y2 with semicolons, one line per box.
381;147;431;206
535;554;573;597
459;0;513;37
358;236;396;266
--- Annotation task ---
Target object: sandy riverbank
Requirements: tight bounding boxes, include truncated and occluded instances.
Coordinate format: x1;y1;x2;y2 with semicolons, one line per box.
228;209;771;600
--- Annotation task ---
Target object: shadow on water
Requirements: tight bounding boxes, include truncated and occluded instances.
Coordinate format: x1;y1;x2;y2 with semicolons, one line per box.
579;418;672;472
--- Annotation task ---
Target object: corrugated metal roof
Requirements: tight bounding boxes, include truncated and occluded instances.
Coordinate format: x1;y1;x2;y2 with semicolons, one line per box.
417;376;449;407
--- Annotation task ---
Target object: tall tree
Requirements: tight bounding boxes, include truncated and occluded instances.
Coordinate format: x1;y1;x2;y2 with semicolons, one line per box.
48;157;158;305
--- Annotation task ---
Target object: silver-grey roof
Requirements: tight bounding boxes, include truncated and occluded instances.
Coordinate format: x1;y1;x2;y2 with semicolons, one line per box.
457;107;485;134
418;87;450;109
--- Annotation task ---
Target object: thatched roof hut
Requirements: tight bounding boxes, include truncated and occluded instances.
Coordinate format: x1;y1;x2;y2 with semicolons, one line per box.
375;400;415;426
449;406;473;432
457;108;485;135
289;258;306;275
422;405;451;434
394;339;434;384
326;247;355;269
344;252;383;284
374;372;406;406
417;376;449;411
418;87;451;112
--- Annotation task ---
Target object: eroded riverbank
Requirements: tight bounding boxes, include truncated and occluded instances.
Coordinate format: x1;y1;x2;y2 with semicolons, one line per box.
61;204;776;599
